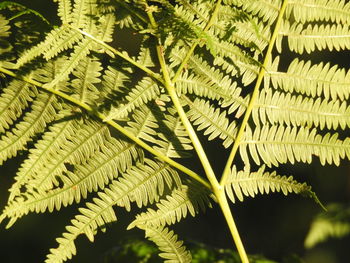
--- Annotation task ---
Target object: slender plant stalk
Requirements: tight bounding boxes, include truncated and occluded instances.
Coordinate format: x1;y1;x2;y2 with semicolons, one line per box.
0;66;210;189
220;0;289;186
145;1;219;190
145;2;250;262
70;26;164;85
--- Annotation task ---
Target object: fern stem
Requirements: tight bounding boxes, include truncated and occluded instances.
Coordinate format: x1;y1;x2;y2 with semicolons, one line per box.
171;0;222;83
0;66;211;189
69;26;164;85
220;0;289;186
146;3;251;262
145;2;219;191
216;190;250;263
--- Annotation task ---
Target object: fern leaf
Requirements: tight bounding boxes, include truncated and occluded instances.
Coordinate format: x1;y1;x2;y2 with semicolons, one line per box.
0;14;10;37
46;198;117;263
137;45;156;68
287;0;350;24
71;0;97;29
212;38;261;81
97;13;116;43
43;27;83;61
171;51;246;103
0;92;60;165
223;17;270;54
25;120;111;193
153;106;193;158
45;37;95;89
254;88;350;130
15;26;82;67
129;181;211;229
143;225;192;263
103;77;160;121
279;20;350;54
0;80;37;133
70;56;102;105
268;57;350;100
7;119;78;201
184;97;238;148
45;159;181;263
175;70;237;101
1;139;140;226
125;104;159;142
224;165;316;203
54;0;73;24
240;124;350;167
0;14;11;56
100;64;132;99
236;0;281;24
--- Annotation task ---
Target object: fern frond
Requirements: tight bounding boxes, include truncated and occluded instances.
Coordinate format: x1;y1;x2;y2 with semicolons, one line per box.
279;21;350;54
25;120;112;192
103;77;160;121
224;165;315;203
1;139;140;226
176;67;238;101
7;119;80;201
129;181;211;229
0;14;10;37
15;26;82;67
137;45;156;68
70;56;102;105
185;97;238;148
287;0;350;24
54;0;73;24
206;31;262;85
45;37;95;89
45;159;181;263
0;80;37;133
240;124;350;167
4;119;110;207
0;14;11;56
143;225;192;263
46;198;117;263
125;104;159;141
71;0;98;29
0;91;60;165
96;13;116;43
154;106;193;158
268;57;350;100
100;64;132;99
236;0;281;24
171;51;245;102
254;88;350;130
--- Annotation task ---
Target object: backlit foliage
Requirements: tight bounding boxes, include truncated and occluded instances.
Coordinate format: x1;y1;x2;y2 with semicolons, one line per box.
0;0;349;262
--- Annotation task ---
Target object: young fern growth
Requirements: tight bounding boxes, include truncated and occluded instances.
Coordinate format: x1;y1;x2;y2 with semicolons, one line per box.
0;0;349;263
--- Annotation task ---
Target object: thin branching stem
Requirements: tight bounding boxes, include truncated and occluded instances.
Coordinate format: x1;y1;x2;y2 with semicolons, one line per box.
220;0;289;186
145;1;250;262
70;26;164;85
145;1;219;190
0;66;211;189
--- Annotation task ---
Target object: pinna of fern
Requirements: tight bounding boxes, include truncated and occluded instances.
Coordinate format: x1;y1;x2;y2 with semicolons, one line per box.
0;0;349;263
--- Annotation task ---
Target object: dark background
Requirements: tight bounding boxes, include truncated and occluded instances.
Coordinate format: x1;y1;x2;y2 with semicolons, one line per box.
0;1;349;262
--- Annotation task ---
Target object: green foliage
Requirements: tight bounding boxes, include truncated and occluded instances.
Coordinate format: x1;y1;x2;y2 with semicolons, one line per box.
304;203;350;249
0;0;349;262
